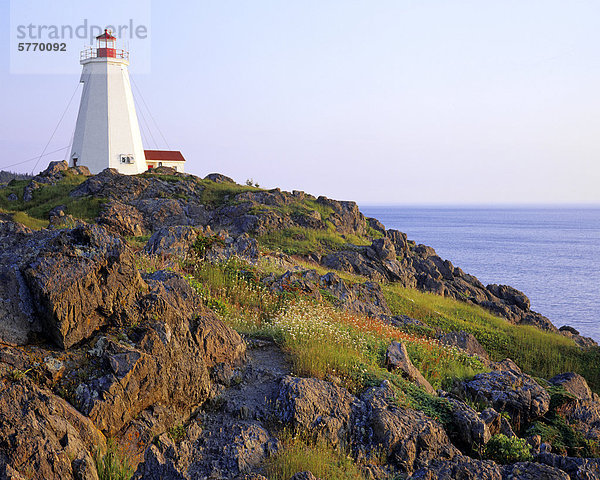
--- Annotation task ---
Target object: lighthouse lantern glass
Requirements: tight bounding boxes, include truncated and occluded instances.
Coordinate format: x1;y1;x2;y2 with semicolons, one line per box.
96;30;118;58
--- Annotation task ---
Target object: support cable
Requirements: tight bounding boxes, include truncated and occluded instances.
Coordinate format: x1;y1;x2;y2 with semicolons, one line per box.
0;146;71;170
30;82;81;174
130;76;171;150
133;92;159;149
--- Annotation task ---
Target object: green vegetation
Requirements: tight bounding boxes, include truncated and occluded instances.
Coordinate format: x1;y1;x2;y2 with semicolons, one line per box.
167;425;186;443
0;172;102;229
95;439;134;480
365;225;385;239
189;255;488;393
125;234;151;250
266;433;367;480
484;434;532;464
192;233;225;258
140;173;181;182
11;211;49;230
185;257;285;323
250;197;333;222
6;367;33;383
196;178;259;206
528;411;600;457
384;285;600;391
258;226;371;256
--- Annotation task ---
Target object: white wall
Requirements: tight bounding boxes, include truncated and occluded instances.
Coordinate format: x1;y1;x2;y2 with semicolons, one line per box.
147;160;185;173
70;57;146;175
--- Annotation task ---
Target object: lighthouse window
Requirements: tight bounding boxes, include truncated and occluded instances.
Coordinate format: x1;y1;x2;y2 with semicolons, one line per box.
120;155;134;164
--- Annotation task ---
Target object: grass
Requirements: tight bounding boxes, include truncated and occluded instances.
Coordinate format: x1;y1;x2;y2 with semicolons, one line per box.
196;178;260;206
10;211;49;229
257;226;371;256
125;234;151;250
266;433;367;480
249;197;334;224
175;251;488;395
185;257;286;324
231;296;487;394
95;439;133;480
383;284;600;392
0;171;102;228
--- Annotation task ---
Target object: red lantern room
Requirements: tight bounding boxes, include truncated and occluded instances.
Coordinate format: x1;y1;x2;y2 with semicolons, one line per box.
96;29;116;58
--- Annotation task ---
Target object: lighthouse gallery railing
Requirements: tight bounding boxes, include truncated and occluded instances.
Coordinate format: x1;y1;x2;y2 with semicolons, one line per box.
80;47;129;61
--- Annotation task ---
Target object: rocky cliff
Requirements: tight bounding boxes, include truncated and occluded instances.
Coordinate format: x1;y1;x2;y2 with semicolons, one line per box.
0;161;599;480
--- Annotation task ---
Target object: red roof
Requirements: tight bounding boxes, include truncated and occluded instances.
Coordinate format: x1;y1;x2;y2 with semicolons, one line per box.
144;150;186;162
96;29;116;40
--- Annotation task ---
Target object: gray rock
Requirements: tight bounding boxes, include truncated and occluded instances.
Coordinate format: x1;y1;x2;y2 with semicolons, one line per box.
455;359;550;432
480;408;517;439
97;200;147;236
559;325;580;335
133;418;275;480
290;472;319;480
385;341;436;395
536;452;600;479
23;225;145;349
0;258;40;346
205;233;260;264
0;379;105;480
438;330;489;361
443;396;491;448
275;376;457;475
75;270;246;435
558;327;598;348
409;456;501;480
549;372;593;401
265;270;392;318
320;234;561;336
486;284;530;311
559;397;600;441
360;381;458;474
370;236;397;262
205;173;235;183
0;223;145;348
501;462;569;480
144;225;200;257
319;272;391;317
289;473;321;480
366;217;386;234
276;376;359;448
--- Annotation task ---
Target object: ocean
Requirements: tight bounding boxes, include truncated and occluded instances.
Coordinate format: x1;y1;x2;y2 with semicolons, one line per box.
360;206;600;342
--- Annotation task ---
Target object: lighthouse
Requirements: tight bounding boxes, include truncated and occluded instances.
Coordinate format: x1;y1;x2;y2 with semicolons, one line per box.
70;30;145;174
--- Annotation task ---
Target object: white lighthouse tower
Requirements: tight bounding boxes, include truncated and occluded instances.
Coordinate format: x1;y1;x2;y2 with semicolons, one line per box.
69;30;146;174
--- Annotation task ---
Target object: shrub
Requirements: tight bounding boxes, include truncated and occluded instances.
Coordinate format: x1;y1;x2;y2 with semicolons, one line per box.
192;234;225;258
484;434;532;464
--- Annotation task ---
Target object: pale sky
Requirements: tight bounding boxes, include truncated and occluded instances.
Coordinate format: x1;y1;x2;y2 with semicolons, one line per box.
1;1;599;204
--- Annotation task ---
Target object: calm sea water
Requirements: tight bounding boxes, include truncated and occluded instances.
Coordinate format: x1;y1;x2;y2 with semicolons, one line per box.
361;207;600;342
